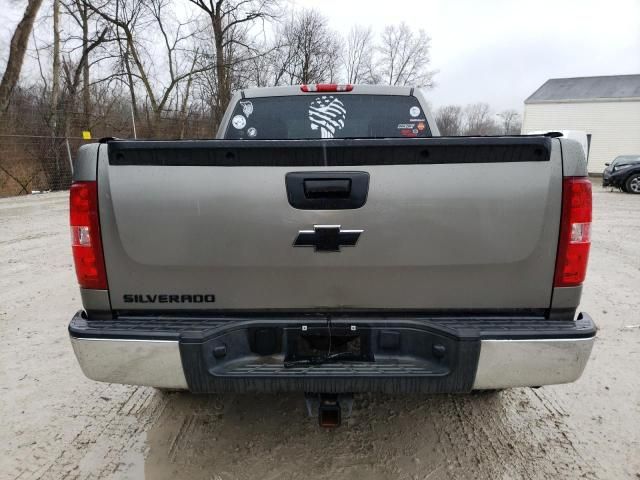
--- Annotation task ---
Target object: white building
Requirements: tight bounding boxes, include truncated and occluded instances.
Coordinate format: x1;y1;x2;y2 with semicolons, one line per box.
522;74;640;173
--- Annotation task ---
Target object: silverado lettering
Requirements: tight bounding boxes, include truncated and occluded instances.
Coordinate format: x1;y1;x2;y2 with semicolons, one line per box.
123;294;215;303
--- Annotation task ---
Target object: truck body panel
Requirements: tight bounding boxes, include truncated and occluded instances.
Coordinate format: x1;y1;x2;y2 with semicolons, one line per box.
97;137;562;311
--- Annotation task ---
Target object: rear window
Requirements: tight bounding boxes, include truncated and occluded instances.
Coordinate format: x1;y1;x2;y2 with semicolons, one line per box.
224;95;431;140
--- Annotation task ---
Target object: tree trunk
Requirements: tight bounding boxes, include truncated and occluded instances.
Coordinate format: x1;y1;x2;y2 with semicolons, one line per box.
122;42;138;136
51;0;62;188
179;73;195;139
81;3;91;126
0;0;44;112
52;0;61;132
212;11;229;128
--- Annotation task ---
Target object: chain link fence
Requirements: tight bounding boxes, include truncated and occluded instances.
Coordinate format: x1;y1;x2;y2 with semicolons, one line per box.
0;97;217;198
0;134;82;197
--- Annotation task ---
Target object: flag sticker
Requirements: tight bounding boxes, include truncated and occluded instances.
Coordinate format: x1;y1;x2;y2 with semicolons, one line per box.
308;96;347;138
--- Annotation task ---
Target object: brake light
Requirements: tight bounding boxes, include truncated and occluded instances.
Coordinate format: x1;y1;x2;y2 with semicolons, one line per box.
554;177;592;287
300;84;353;92
70;181;108;289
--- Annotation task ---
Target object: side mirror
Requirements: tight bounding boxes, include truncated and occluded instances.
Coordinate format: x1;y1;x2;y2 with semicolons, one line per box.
605;163;610;166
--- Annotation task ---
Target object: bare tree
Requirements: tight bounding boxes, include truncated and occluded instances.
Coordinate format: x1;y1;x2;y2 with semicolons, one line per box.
464;102;499;135
341;25;374;84
269;9;341;85
188;0;278;124
192;19;260;125
497;109;521;134
243;48;278;87
52;0;61;135
86;0;211;133
435;105;463;136
84;0;148;126
0;0;45;112
59;28;110;135
62;0;103;125
377;22;435;87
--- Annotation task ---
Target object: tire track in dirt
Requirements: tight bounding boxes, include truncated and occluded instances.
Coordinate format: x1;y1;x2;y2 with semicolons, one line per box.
132;390;599;480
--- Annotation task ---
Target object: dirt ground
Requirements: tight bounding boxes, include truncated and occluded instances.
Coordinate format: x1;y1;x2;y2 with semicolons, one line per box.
0;187;638;480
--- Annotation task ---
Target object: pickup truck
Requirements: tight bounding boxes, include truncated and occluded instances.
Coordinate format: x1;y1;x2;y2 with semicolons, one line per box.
68;84;596;426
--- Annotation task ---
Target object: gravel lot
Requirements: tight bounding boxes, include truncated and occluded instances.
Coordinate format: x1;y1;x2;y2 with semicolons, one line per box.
0;187;638;479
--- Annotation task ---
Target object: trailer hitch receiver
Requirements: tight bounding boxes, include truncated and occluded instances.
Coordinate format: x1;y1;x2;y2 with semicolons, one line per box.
305;393;353;428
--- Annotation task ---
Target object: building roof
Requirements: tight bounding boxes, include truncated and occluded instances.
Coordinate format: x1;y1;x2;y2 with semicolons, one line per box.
525;74;640;104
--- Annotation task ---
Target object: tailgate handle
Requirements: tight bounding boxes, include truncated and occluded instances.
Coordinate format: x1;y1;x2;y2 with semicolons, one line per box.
285;171;369;210
304;179;351;199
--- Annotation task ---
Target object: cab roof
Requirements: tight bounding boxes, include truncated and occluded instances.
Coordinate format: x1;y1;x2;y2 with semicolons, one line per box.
241;84;414;98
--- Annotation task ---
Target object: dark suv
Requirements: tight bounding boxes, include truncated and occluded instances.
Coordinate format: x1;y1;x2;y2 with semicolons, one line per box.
603;155;640;194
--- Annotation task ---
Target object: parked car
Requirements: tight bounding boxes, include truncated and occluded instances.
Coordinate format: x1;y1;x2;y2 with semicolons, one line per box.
67;84;596;427
603;155;640;193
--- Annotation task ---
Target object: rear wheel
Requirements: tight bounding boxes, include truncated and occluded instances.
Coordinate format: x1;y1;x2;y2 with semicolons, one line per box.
625;174;640;194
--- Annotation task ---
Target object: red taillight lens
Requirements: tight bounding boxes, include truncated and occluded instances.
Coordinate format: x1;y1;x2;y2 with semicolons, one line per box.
300;84;353;92
70;181;108;289
554;177;592;287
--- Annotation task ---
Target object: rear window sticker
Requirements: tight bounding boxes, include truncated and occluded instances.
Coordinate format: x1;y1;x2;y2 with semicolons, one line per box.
232;115;246;129
409;106;421;117
240;100;253;117
417;122;426;131
309;95;347;138
400;128;417;137
397;123;415;129
247;127;257;137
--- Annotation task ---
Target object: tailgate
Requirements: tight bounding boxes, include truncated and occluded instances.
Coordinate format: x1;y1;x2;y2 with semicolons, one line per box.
97;137;562;311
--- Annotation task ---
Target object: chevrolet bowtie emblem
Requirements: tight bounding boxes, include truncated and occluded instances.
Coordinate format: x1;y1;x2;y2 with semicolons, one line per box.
293;225;363;252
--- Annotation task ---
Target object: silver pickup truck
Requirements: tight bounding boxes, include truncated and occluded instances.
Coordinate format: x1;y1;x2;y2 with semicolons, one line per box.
68;84;595;426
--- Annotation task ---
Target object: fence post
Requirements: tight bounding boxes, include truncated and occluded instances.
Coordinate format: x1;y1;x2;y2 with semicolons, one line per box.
65;138;73;174
131;103;137;139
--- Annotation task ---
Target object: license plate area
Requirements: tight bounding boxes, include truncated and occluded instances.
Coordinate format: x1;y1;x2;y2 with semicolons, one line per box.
285;327;373;363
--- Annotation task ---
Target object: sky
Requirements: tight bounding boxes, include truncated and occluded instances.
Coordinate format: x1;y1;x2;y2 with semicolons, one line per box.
2;0;639;113
292;0;640;111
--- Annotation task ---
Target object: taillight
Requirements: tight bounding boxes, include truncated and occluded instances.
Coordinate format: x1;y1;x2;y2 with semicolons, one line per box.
70;181;108;289
554;177;592;287
300;84;353;92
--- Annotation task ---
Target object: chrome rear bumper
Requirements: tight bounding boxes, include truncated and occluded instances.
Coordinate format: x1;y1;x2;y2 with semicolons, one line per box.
473;337;594;389
69;312;596;391
70;337;188;389
70;335;595;391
